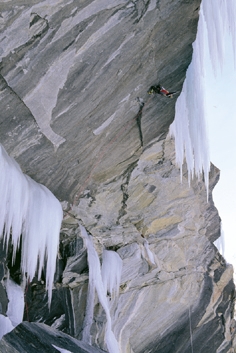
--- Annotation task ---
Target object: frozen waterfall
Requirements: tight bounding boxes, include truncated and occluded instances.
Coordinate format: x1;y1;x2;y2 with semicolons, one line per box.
101;249;123;298
80;224;121;353
169;0;236;199
0;144;63;304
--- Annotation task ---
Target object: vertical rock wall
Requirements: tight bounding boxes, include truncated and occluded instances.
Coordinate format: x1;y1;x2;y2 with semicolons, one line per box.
0;0;235;352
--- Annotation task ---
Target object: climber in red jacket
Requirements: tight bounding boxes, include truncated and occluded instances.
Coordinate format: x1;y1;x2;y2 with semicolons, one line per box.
148;84;177;98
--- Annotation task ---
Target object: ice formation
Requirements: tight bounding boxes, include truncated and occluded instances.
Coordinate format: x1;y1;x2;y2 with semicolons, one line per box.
0;314;14;340
101;249;122;297
52;345;72;353
0;278;24;339
0;144;63;304
80;224;120;353
5;278;24;327
169;0;236;199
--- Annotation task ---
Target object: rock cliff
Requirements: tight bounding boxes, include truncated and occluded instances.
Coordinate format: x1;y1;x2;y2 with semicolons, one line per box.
0;1;235;352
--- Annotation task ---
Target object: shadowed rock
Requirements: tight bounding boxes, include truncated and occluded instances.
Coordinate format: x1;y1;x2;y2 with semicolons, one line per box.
0;321;105;353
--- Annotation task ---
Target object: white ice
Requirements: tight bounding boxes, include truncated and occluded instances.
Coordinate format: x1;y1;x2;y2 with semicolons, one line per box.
0;278;24;339
80;224;120;353
101;249;122;297
5;278;24;327
0;144;63;305
169;2;210;197
170;0;236;200
52;345;72;353
0;314;14;340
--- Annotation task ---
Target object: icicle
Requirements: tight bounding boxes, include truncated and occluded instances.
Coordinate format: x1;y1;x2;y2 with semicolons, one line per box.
169;2;210;199
0;144;63;305
101;250;122;298
80;224;120;353
170;0;236;201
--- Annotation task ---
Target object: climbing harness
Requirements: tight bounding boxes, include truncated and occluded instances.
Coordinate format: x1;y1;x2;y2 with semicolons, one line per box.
148;84;177;98
71;83;176;208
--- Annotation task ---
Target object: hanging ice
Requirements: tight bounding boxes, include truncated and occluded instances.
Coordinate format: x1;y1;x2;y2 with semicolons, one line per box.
101;249;122;298
169;3;210;198
0;278;24;339
0;315;14;340
0;144;63;304
169;0;236;199
5;278;24;327
80;224;120;353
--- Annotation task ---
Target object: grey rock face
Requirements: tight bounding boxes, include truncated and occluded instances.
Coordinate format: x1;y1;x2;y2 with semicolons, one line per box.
0;321;105;353
0;0;200;201
0;1;235;353
17;137;235;353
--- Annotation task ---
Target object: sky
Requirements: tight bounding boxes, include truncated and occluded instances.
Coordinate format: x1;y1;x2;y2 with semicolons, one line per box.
204;31;236;266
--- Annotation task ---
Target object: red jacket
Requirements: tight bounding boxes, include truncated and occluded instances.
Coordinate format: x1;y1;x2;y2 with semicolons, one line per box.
160;87;169;95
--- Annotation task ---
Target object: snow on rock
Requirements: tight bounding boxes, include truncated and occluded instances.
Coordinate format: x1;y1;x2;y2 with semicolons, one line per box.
0;144;63;304
101;250;122;298
169;0;236;199
79;224;120;353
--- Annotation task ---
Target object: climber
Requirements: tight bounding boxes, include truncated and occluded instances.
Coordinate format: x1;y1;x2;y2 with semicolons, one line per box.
148;84;176;98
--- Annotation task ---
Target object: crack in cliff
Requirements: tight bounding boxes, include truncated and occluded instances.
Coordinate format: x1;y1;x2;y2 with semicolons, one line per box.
132;0;151;23
136;97;145;147
117;161;138;224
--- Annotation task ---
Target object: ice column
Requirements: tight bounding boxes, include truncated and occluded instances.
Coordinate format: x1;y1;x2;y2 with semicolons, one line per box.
80;224;120;353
